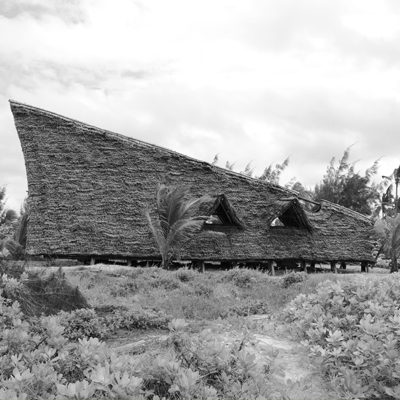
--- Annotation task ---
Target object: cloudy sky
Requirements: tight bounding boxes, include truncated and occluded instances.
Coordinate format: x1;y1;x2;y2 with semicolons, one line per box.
1;0;400;211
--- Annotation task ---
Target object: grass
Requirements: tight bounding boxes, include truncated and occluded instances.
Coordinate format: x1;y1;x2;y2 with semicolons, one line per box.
63;265;353;322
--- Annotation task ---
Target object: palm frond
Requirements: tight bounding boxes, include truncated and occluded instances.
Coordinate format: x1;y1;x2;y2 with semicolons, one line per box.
212;153;219;166
145;208;166;251
365;159;380;182
167;219;206;248
147;184;215;268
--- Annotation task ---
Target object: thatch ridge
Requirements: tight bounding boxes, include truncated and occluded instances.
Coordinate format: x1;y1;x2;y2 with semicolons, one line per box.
318;199;372;223
9;100;297;197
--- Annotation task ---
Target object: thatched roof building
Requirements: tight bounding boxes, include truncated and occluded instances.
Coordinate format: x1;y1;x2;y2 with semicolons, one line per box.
10;100;375;267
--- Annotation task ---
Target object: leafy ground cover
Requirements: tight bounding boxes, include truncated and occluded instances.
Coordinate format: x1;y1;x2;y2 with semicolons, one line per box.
0;260;393;399
283;273;400;399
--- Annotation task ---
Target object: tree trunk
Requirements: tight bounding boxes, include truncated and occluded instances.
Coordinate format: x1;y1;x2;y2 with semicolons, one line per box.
268;260;275;276
161;251;171;269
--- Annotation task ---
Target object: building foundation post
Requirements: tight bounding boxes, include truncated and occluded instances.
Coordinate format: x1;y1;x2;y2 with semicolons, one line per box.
330;261;337;273
310;261;316;273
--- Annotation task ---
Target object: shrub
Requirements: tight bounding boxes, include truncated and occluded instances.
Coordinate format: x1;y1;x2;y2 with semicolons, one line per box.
107;308;171;331
150;274;181;290
282;274;400;399
173;267;198;282
0;260;26;279
375;258;391;269
58;308;107;341
228;299;271;316
224;267;266;288
281;271;308;288
24;269;90;315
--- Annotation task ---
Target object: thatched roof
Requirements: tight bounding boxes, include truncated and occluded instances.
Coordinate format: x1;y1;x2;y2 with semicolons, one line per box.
10;100;375;263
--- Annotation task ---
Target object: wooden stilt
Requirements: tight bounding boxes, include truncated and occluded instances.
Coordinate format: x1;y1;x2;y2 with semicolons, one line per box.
268;260;275;276
197;260;205;273
301;260;307;272
310;261;316;273
90;257;95;265
127;259;132;267
361;261;366;273
284;265;288;274
330;261;337;273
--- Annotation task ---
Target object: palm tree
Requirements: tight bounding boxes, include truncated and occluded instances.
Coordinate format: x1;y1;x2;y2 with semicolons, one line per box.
374;215;400;272
146;184;213;269
0;185;17;225
5;213;29;260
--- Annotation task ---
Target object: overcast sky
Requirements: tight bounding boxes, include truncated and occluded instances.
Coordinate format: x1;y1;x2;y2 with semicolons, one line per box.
1;0;400;211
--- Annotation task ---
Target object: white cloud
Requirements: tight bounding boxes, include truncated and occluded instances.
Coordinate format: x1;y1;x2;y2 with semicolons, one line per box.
1;0;400;209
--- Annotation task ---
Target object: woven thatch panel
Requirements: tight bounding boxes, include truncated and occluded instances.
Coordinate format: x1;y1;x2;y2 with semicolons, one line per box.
10;100;374;262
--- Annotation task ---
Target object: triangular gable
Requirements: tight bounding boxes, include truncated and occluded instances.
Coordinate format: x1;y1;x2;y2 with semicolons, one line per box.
271;197;312;231
204;194;245;229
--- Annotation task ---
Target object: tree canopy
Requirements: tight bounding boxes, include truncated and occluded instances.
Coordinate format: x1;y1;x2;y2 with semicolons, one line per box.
146;184;213;269
0;185;17;226
313;147;382;216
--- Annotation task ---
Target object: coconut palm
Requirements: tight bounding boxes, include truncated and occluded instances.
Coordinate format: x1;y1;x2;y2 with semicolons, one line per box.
146;184;213;269
374;215;400;272
0;185;17;225
5;213;29;260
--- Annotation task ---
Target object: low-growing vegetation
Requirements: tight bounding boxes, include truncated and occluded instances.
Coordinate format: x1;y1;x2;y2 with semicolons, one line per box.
283;274;400;399
1;260;397;399
0;287;281;399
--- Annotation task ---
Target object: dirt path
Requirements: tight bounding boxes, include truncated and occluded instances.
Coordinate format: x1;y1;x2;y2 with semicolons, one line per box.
249;332;335;399
107;319;335;400
238;315;335;399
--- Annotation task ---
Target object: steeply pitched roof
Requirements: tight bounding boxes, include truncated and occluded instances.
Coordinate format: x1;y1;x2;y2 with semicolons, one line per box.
10;100;375;262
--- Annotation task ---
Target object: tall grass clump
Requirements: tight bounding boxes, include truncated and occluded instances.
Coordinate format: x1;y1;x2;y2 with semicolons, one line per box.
0;262;90;317
282;274;400;399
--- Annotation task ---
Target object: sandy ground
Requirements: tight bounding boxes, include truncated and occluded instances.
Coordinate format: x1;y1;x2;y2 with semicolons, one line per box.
106;316;335;400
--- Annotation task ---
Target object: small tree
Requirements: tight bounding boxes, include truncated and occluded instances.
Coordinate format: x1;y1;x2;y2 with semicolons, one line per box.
0;185;18;258
374;215;400;273
313;147;382;215
146;184;213;269
0;185;17;226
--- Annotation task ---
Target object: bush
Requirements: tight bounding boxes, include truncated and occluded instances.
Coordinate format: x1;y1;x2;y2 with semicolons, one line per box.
281;271;308;288
58;308;107;341
107;308;171;331
173;267;199;282
24;269;90;315
0;260;26;279
228;299;270;316
150;274;181;290
375;258;391;269
224;268;266;288
282;274;400;399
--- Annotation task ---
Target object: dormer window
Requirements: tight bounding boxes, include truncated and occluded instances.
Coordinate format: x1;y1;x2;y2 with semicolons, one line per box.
270;198;312;231
204;194;244;229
